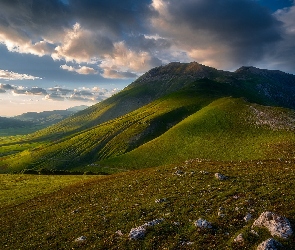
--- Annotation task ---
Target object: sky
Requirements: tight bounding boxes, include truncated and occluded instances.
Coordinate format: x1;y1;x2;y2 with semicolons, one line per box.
0;0;295;116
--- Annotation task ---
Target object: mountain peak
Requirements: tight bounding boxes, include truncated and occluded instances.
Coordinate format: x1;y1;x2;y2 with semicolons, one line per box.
135;61;219;84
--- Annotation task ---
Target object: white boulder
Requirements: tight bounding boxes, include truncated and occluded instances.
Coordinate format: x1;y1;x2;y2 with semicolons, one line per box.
253;211;293;239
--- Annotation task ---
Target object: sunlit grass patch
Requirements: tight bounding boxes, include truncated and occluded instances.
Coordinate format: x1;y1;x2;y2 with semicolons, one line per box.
0;174;101;208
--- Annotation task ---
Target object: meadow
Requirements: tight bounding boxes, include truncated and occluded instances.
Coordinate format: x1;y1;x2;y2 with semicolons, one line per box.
1;159;295;249
0;174;101;209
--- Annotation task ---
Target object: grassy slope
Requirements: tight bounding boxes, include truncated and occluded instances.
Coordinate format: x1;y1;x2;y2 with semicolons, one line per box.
101;97;295;170
0;174;100;209
1;159;295;249
1;79;232;173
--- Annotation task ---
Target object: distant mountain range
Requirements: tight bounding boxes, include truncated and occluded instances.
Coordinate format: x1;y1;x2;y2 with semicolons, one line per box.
0;62;294;173
0;105;88;130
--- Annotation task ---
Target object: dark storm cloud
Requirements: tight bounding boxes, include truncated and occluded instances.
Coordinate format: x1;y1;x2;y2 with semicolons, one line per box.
0;0;70;37
155;0;283;66
0;0;294;79
69;0;153;35
126;34;171;52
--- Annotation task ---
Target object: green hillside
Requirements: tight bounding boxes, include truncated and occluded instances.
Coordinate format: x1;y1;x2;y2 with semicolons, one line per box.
100;97;295;170
20;62;295;142
0;62;295;173
1;79;223;173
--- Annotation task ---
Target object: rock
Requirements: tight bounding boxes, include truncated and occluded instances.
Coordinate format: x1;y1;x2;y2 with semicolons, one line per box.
115;230;123;236
257;238;282;250
244;213;252;222
253;211;293;239
215;173;227;180
174;170;185;176
74;236;87;242
194;218;212;229
218;207;225;217
143;218;164;227
129;226;146;240
129;218;164;240
155;198;167;203
250;230;259;237
234;233;244;243
181;241;194;246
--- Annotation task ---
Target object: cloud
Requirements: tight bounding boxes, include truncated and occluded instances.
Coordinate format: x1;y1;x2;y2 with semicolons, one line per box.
100;41;162;76
52;23;114;63
102;68;138;79
0;69;42;80
150;0;283;69
60;64;97;75
27;87;48;95
0;0;295;79
44;92;66;101
47;86;72;95
266;5;295;71
0;83;15;90
12;87;47;96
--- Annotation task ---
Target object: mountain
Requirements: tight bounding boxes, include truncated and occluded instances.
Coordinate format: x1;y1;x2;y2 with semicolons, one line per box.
14;105;89;125
0;62;295;173
0;105;88;136
0;117;33;129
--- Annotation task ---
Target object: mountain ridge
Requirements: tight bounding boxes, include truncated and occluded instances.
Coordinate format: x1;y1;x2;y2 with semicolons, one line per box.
0;62;295;173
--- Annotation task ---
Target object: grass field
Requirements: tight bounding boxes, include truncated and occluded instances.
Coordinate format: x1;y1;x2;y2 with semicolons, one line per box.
1;159;295;249
0;174;101;209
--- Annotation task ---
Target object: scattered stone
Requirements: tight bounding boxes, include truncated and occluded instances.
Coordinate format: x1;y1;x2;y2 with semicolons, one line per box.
129;226;146;240
129;218;164;240
257;238;282;250
250;230;259;237
244;213;252;222
194;218;212;229
200;170;209;174
71;207;81;214
234;233;244;244
181;241;194;246
155;198;167;203
252;211;293;239
215;173;227;180
115;230;123;236
174;170;185;176
218;207;225;217
74;236;87;242
143;218;164;227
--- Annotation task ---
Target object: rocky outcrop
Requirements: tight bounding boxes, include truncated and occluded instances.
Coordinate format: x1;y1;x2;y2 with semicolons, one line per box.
129;218;164;240
256;238;282;250
253;211;293;239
